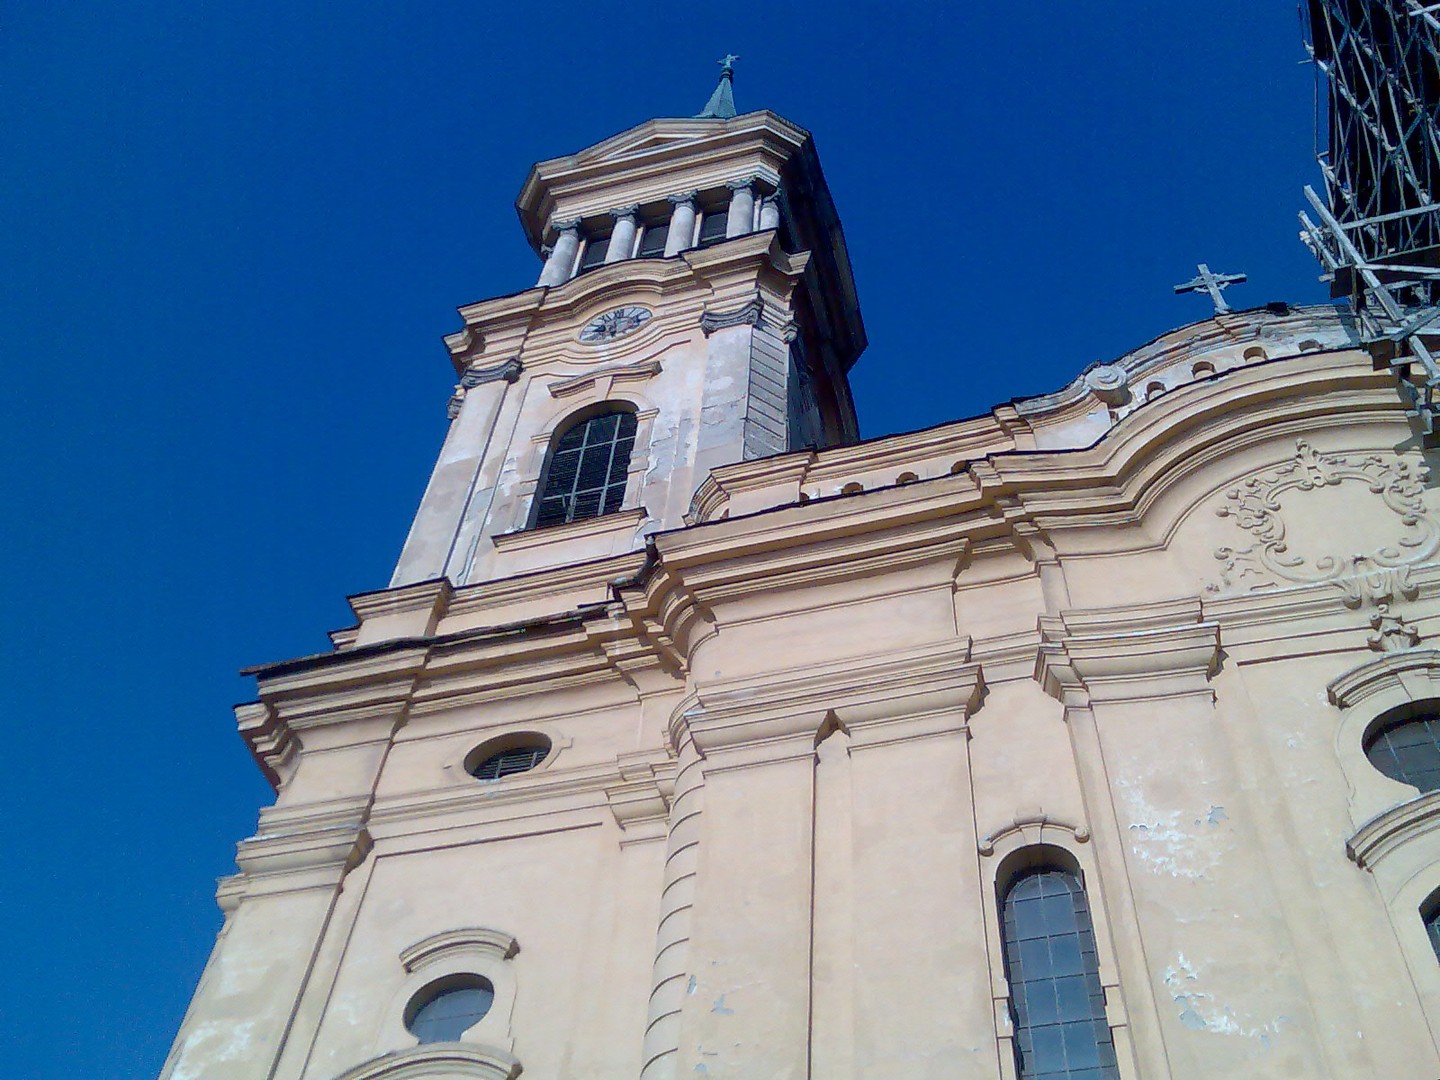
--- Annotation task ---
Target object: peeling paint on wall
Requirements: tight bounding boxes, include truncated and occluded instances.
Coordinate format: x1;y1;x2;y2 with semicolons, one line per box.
1162;954;1288;1044
1116;778;1226;879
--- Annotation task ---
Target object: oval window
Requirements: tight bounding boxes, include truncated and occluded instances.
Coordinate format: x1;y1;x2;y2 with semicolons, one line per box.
1365;708;1440;794
466;736;551;781
406;975;494;1044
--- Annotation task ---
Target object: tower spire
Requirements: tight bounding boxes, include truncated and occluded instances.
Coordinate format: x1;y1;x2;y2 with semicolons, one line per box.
695;54;739;119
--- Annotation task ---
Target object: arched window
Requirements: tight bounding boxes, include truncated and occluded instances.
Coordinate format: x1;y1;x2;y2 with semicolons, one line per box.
534;408;637;527
1000;865;1118;1080
1365;706;1440;794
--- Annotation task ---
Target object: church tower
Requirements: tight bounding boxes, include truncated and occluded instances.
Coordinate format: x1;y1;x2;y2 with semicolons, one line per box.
389;63;864;593
161;72;868;1080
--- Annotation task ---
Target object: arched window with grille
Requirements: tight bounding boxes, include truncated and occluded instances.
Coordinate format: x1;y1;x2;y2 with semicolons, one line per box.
533;407;637;528
1000;864;1119;1080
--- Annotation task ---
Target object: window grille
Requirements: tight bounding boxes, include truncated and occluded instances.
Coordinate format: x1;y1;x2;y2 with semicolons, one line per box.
407;977;494;1044
1365;711;1440;794
469;744;549;781
534;410;636;527
1001;867;1119;1080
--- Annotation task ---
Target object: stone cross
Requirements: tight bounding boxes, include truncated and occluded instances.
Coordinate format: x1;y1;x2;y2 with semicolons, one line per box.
719;53;740;74
1173;263;1247;314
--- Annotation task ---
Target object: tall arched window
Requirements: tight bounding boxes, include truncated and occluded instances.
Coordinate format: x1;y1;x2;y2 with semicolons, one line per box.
1365;705;1440;794
1000;865;1119;1080
533;408;637;528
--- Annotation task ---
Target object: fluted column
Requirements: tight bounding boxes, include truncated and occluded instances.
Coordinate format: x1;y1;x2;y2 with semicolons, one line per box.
605;205;639;264
639;721;704;1080
725;177;756;238
536;218;581;286
663;192;697;255
759;194;781;231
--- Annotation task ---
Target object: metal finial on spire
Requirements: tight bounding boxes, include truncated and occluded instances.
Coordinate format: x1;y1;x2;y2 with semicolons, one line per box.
1173;263;1247;315
696;54;739;119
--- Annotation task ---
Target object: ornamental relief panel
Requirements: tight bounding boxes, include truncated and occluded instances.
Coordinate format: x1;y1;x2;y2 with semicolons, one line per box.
1206;439;1438;607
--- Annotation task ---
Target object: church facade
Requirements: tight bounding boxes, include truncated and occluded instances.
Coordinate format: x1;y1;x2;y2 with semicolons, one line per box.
162;94;1440;1080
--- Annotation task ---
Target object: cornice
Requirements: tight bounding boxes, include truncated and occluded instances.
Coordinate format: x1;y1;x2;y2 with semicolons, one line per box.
333;1044;522;1080
491;507;648;556
1035;599;1221;704
673;638;980;756
979;812;1091;857
400;927;519;972
1347;790;1440;869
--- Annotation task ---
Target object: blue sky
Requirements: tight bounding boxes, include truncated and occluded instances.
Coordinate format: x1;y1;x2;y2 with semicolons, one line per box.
1;4;1324;1076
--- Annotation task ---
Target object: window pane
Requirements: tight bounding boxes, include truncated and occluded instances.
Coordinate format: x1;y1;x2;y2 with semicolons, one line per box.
638;222;669;256
409;982;494;1044
1001;867;1118;1080
698;211;728;245
578;234;610;270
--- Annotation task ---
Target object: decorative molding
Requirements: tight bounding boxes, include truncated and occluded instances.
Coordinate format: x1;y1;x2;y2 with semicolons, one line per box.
699;297;763;336
1347;790;1440;869
1208;439;1438;606
399;928;519;973
604;753;675;845
579;305;653;343
448;359;523;419
1326;647;1440;709
1083;363;1130;405
548;357;661;399
979;810;1091;856
1370;603;1422;652
1035;600;1221;705
333;1045;522;1080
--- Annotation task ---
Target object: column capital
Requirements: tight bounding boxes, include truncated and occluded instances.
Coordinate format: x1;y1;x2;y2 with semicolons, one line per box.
726;175;759;192
610;204;640;221
549;217;582;236
666;190;698;207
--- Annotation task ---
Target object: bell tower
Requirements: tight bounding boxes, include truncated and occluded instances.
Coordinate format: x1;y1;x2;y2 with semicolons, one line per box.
161;72;868;1080
390;70;865;589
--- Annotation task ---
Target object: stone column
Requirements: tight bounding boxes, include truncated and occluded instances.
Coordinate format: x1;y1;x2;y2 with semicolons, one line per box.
536;218;581;286
640;721;705;1080
759;195;781;231
605;205;640;263
725;178;756;238
663;192;697;256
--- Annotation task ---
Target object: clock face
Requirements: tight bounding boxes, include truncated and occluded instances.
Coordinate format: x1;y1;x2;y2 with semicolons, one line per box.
579;306;652;343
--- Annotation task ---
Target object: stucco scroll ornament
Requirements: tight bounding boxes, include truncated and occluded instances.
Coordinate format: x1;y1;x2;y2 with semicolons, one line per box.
1207;439;1438;607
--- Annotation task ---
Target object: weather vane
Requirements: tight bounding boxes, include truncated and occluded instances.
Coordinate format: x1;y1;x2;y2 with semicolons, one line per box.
1173;263;1248;315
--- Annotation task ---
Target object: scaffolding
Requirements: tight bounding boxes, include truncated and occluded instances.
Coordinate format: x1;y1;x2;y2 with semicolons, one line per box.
1299;0;1440;440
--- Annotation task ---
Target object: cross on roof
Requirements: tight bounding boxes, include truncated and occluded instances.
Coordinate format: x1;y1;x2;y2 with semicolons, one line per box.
719;53;740;74
1173;263;1248;314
